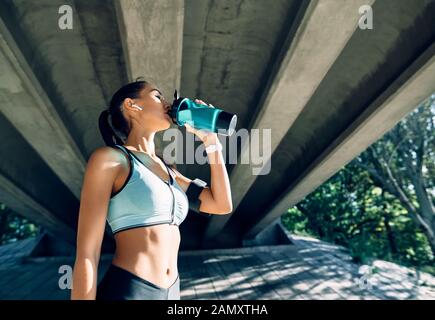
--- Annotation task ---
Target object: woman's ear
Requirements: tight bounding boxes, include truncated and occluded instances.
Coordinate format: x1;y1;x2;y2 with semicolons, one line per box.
123;98;141;111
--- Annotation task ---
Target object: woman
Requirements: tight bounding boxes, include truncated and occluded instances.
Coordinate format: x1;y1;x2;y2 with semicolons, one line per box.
71;78;233;300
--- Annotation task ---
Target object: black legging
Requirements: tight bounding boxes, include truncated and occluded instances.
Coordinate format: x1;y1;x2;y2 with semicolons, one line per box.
96;264;180;300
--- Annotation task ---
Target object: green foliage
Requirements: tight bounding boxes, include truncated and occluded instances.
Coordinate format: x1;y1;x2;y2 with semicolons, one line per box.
281;207;312;237
282;163;433;268
0;203;40;245
282;96;435;273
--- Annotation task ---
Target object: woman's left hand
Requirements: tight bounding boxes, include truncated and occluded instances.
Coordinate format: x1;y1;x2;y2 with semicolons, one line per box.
184;99;219;146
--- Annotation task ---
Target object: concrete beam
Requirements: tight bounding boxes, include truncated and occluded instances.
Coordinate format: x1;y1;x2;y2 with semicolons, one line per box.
0;174;76;244
204;0;373;240
114;0;184;91
114;0;184;154
0;15;85;199
245;42;435;239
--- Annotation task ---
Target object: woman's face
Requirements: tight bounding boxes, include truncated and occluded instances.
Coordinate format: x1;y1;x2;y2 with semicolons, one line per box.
128;85;172;131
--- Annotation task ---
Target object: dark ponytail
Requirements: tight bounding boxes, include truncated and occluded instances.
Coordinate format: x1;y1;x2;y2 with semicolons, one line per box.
98;109;124;147
98;77;149;146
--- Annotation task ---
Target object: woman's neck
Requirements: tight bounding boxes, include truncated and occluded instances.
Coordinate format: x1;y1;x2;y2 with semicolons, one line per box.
124;128;157;158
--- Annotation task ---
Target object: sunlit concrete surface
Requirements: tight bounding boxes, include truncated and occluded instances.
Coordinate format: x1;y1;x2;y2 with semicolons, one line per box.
1;234;434;300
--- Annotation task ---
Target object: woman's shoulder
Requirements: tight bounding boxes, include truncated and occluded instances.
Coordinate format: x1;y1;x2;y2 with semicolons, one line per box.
87;145;129;169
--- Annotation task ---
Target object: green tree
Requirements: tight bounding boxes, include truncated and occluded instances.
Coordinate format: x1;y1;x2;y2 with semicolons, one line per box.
355;95;435;254
0;203;40;245
282;94;434;270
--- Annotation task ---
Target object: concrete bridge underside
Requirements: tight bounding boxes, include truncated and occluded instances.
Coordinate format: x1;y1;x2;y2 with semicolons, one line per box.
0;0;434;251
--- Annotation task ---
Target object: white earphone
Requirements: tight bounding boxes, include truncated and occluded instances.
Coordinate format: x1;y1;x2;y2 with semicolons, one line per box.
132;104;143;111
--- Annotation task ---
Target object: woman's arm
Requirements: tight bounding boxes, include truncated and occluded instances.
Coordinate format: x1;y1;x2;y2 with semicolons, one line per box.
171;142;232;215
172;99;233;215
71;147;121;300
198;133;233;214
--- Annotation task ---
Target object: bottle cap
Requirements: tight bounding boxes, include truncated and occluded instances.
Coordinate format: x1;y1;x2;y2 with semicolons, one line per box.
216;111;237;136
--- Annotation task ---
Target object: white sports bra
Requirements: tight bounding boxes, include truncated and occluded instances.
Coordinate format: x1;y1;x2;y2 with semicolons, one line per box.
106;144;190;234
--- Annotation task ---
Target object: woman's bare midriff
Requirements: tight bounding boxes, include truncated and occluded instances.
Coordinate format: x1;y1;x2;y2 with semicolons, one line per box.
109;149;181;289
111;224;181;289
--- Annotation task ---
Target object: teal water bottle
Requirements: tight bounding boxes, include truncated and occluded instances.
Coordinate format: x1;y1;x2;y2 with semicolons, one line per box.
168;90;237;136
